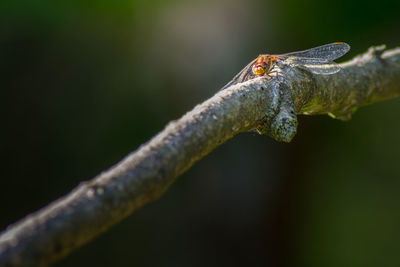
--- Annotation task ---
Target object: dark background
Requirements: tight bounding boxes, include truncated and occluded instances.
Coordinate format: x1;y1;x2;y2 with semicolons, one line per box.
2;0;400;266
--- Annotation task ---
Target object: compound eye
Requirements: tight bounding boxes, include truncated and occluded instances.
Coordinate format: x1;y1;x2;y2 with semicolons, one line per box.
252;62;267;76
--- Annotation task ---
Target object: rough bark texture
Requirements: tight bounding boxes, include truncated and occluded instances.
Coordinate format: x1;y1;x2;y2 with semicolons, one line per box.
0;45;399;266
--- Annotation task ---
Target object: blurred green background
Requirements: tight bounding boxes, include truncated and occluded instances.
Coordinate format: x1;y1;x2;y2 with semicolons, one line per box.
2;0;400;266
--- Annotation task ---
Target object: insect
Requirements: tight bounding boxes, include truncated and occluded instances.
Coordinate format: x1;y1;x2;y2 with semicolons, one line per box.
221;42;350;89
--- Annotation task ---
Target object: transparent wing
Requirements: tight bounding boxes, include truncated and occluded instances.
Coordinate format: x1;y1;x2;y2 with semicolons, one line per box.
279;42;350;64
220;59;256;90
284;57;336;65
300;63;341;75
284;57;342;74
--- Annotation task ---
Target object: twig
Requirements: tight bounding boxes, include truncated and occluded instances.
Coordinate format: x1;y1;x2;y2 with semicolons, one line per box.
1;45;400;266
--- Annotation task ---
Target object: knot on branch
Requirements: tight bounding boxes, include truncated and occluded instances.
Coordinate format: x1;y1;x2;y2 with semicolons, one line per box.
368;44;386;58
256;77;298;143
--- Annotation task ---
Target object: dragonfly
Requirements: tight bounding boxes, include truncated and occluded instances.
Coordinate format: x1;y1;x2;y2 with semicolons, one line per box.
221;42;350;89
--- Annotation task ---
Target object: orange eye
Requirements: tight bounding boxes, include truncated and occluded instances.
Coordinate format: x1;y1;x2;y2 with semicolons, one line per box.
252;62;267;76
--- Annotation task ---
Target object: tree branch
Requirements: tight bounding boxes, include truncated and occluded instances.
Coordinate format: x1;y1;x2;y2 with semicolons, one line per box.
1;45;400;266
